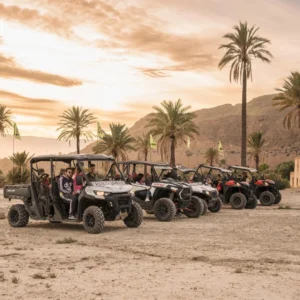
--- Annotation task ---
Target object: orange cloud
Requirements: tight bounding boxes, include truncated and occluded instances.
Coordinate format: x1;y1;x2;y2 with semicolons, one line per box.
0;3;74;38
0;54;82;86
2;1;217;76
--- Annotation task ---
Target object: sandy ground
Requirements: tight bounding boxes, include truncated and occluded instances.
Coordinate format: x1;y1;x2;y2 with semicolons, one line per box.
0;189;300;300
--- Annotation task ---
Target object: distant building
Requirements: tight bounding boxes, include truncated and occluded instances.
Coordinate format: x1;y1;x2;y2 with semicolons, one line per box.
290;156;300;188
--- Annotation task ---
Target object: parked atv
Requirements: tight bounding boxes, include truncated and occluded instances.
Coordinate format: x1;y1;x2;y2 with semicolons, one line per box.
157;166;222;214
229;166;282;206
196;165;257;210
118;161;204;221
4;155;143;234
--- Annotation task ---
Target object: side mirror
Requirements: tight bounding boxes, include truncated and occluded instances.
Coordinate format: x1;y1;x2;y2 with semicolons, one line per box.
76;175;84;186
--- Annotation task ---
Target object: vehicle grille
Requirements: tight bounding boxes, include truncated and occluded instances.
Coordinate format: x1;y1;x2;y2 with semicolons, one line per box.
118;196;130;206
181;188;191;200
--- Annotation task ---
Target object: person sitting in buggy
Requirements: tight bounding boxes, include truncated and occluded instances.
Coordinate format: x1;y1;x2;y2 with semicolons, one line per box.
59;167;78;220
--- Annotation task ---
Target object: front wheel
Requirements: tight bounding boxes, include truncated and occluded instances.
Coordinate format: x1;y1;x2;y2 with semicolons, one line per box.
183;196;204;218
274;192;282;204
229;193;247;209
83;206;105;234
154;198;176;222
259;191;275;206
124;202;143;228
8;204;29;227
245;196;258;209
201;199;208;215
208;198;222;213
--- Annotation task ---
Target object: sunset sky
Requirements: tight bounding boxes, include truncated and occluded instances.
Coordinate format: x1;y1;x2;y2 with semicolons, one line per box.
0;0;299;137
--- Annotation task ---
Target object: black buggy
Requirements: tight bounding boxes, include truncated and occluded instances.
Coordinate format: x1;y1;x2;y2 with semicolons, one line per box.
171;167;222;214
118;161;204;222
4;155;143;234
228;166;282;206
196;165;257;209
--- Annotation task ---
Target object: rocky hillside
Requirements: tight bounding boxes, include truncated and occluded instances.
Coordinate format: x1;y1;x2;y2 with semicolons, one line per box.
80;94;300;168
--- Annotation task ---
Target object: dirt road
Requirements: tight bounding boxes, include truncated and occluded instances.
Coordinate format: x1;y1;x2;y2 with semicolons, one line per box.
1;189;300;300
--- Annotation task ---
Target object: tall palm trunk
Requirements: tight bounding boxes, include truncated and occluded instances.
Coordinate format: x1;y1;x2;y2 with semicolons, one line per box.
144;152;148;175
255;154;259;170
241;64;247;166
170;136;176;167
76;135;80;154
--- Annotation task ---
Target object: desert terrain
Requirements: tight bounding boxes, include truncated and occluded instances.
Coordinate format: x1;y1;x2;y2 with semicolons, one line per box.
0;189;300;300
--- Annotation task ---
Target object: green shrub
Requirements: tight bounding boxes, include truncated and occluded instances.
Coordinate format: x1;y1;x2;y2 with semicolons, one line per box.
6;167;30;184
264;172;290;190
275;161;294;180
259;164;270;172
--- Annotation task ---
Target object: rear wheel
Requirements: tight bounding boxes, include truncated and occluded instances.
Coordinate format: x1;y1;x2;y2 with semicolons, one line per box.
8;204;29;227
245;196;258;209
208;198;222;213
83;206;105;234
154;198;176;222
259;191;275;206
124;202;143;228
274;192;282;204
183;196;204;218
229;193;247;209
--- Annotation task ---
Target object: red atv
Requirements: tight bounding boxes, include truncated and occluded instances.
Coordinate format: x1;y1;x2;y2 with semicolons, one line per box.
229;166;282;206
196;165;257;209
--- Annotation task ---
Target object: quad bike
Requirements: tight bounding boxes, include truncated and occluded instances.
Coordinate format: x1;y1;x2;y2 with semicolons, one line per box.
118;161;204;221
4;154;143;234
196;165;257;210
229;166;282;206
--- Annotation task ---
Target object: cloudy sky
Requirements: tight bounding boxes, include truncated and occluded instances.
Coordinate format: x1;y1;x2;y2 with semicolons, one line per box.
0;0;299;137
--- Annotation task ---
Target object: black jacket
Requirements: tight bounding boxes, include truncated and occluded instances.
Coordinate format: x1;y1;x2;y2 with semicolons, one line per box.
59;175;73;196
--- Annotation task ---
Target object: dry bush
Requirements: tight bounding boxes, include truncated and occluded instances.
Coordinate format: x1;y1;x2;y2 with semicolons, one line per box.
32;273;47;279
12;276;20;284
56;237;78;244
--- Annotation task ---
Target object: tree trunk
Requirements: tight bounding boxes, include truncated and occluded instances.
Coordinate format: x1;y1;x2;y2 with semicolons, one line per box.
76;136;80;154
255;154;259;170
170;137;176;167
241;64;247;166
144;152;147;175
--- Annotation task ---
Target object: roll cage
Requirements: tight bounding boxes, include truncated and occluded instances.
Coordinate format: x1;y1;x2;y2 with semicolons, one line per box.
228;166;264;182
195;164;234;182
117;161;172;182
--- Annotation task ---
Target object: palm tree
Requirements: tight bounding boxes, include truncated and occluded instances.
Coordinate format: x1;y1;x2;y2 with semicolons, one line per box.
93;123;135;161
135;133;151;161
218;21;272;166
9;151;33;169
147;99;199;166
135;133;151;174
8;151;33;184
205;148;219;166
57;106;96;154
248;131;265;170
273;71;300;130
0;105;13;136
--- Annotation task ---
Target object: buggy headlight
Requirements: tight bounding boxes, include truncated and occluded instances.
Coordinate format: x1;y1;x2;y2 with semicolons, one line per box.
96;191;105;197
264;182;269;186
171;188;178;192
95;191;110;199
205;191;210;195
